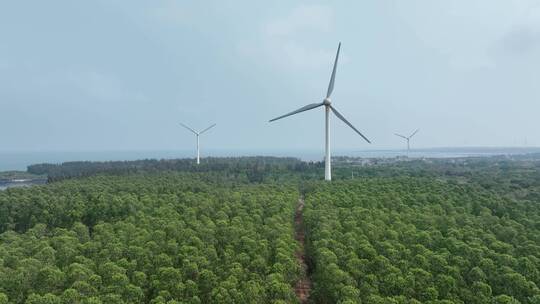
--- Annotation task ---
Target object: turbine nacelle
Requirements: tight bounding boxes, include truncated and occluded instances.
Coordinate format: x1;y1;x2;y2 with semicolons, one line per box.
323;98;332;106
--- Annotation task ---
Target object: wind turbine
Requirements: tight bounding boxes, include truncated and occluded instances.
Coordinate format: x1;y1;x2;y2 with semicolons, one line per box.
394;129;419;155
179;123;216;164
269;43;371;181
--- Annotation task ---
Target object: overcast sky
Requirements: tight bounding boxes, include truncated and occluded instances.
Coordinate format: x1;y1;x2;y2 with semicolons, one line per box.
1;0;539;153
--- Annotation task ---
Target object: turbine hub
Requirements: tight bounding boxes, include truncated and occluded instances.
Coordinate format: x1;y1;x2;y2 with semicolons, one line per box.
323;98;331;105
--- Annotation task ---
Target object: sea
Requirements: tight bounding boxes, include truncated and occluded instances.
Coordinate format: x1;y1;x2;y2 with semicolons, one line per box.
1;147;539;172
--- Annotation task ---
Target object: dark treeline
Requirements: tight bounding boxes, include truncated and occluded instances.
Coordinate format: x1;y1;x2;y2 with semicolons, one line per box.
27;157;324;183
27;155;540;187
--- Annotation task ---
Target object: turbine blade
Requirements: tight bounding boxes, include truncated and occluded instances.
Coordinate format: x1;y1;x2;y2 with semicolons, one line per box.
269;102;324;122
330;106;371;143
409;129;419;138
179;123;198;135
394;133;408;139
326;42;341;98
199;124;216;135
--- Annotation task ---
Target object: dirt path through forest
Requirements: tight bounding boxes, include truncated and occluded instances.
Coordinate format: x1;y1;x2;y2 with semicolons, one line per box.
294;197;311;303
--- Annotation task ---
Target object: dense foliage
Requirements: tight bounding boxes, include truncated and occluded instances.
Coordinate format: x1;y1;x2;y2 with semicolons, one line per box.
0;173;299;303
2;156;540;303
303;177;540;304
26;157;320;183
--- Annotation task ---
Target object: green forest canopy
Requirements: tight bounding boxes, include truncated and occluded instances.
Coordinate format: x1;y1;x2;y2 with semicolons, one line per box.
1;156;539;303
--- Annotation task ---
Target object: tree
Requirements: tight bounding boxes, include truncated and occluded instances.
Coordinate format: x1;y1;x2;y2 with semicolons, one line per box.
26;293;62;304
493;295;521;304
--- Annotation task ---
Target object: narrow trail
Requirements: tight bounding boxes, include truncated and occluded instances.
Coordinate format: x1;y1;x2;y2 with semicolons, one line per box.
294;197;311;303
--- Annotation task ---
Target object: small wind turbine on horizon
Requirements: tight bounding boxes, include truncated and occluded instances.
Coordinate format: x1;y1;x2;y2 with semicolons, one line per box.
179;123;216;165
395;129;419;156
269;43;371;181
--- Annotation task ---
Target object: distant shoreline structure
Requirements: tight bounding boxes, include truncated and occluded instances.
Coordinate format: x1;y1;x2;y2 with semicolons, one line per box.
347;146;540;159
354;146;540;153
0;178;47;191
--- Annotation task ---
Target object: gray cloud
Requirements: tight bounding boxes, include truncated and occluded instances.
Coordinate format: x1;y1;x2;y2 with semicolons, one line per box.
498;27;540;54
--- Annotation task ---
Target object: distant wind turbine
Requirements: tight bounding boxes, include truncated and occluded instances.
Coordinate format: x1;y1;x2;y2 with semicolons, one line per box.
179;123;216;164
269;43;371;181
395;129;419;155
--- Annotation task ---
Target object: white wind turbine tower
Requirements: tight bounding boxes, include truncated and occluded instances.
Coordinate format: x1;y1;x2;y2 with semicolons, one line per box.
269;43;371;181
395;129;419;156
179;123;216;164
